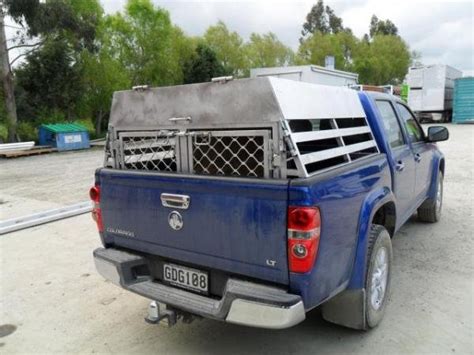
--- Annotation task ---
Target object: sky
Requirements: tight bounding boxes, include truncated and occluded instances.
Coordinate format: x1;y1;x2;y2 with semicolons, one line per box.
6;0;474;75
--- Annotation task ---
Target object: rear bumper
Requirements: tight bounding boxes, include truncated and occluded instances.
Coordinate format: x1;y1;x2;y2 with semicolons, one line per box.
93;247;305;329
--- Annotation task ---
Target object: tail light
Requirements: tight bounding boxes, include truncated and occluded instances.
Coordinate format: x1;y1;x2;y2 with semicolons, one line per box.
287;206;321;273
89;185;103;232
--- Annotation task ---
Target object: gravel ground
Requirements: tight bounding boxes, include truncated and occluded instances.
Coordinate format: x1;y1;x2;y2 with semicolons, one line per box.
0;148;103;219
0;124;473;354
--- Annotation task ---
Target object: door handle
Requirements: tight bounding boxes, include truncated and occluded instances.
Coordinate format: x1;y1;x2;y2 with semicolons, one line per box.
161;193;190;209
414;153;422;163
395;161;405;172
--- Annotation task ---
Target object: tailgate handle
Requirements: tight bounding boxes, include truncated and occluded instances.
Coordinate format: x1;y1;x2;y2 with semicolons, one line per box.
161;193;190;209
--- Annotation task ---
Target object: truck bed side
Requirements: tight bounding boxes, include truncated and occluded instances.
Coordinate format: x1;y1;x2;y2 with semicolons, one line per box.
287;153;392;309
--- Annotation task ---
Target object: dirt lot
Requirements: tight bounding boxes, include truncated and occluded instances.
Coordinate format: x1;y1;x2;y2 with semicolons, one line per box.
1;124;473;354
0;148;103;219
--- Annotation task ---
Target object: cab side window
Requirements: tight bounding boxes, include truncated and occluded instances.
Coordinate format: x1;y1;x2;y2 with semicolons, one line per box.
375;100;405;148
397;103;424;143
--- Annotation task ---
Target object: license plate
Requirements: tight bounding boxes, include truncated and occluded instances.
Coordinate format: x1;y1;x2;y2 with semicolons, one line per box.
163;263;208;294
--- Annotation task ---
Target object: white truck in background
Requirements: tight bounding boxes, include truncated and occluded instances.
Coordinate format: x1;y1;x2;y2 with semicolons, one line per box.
407;65;462;122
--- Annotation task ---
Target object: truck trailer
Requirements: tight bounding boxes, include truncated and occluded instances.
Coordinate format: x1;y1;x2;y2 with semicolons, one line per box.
406;64;462;122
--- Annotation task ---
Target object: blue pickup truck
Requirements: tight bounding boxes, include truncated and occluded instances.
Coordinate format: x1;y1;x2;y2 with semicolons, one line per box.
91;78;448;330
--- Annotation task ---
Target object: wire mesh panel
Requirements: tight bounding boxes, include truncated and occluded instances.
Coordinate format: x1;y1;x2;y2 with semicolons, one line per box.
190;130;270;178
119;131;178;172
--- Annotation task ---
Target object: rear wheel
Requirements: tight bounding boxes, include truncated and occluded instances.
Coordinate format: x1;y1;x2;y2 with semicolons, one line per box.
365;224;393;328
320;224;392;330
418;171;443;223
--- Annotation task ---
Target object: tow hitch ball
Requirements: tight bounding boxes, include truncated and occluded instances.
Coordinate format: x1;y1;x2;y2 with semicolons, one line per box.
145;301;177;326
145;301;197;327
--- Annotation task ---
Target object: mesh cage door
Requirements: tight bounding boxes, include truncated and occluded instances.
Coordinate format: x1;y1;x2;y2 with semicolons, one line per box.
189;130;271;178
118;131;180;172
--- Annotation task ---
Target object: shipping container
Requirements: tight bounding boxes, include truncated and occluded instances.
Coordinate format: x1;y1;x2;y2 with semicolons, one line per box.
250;65;358;87
39;123;90;151
453;77;474;124
406;64;462;122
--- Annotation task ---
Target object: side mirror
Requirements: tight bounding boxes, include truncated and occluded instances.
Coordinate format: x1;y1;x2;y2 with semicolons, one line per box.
427;126;449;142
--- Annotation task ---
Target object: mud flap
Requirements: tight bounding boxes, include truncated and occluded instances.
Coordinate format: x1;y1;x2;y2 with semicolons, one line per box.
321;289;366;330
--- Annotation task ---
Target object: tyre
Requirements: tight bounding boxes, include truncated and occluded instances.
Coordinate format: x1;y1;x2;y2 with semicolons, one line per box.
418;171;443;223
365;224;393;329
320;224;392;330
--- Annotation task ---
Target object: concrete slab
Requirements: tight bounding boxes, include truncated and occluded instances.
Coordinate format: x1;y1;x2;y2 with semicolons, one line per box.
0;148;103;219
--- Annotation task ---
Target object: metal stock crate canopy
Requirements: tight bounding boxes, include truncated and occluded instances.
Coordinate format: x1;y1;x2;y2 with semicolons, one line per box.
107;77;378;179
39;123;90;151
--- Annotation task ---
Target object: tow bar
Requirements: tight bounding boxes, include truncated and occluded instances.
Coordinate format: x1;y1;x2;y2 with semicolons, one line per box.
145;301;198;327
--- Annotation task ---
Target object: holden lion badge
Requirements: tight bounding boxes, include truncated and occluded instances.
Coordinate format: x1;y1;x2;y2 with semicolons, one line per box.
168;211;183;230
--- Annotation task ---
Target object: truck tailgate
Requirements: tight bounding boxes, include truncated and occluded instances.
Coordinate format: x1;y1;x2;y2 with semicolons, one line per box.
97;169;290;285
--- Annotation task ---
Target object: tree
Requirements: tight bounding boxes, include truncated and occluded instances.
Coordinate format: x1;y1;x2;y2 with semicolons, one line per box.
297;30;358;72
204;21;246;76
171;26;198;83
14;39;84;121
79;50;130;135
8;0;98;42
244;32;294;73
297;7;411;85
302;0;327;37
1;0;101;141
325;6;344;34
369;15;398;37
301;0;346;40
101;0;184;86
184;43;224;84
353;35;410;85
80;0;196;134
350;15;407;84
0;6;17;141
